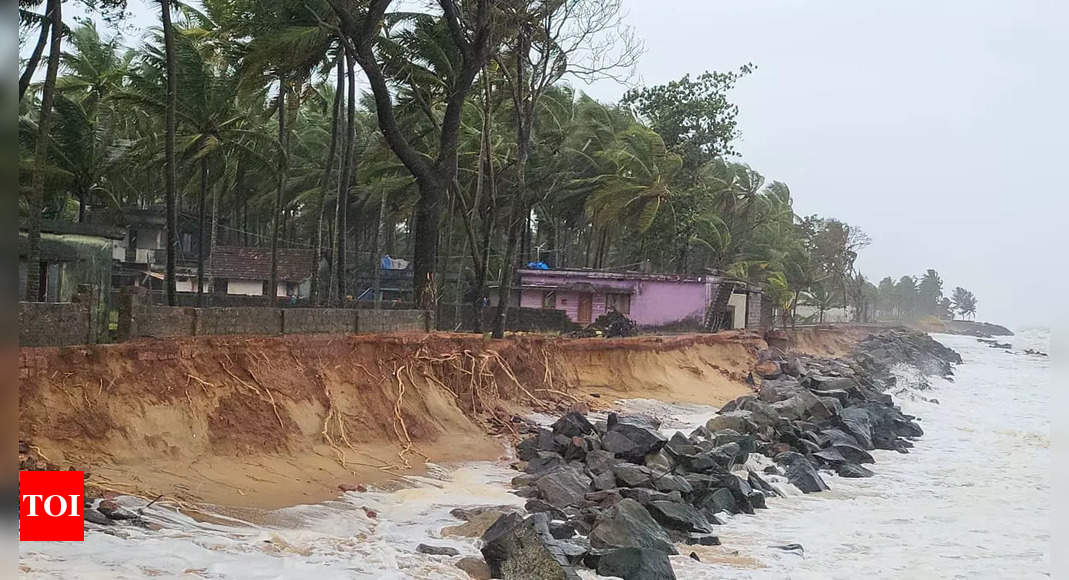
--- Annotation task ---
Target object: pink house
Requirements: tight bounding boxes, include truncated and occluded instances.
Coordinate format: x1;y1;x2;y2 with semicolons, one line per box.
513;268;764;330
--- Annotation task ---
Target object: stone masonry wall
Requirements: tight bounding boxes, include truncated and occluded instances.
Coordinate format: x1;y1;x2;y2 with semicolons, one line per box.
282;309;358;335
18;301;90;347
357;309;429;333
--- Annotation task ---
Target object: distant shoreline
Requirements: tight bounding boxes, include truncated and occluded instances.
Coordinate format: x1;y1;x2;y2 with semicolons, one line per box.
910;319;1013;337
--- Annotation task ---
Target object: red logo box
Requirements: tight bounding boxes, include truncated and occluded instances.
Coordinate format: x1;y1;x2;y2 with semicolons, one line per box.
20;471;85;541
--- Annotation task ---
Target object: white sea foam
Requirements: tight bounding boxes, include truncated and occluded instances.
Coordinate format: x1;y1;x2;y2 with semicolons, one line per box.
19;332;1051;579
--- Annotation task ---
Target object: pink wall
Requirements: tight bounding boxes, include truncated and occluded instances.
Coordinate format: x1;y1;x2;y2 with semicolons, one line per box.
518;272;714;327
629;280;710;326
520;290;589;322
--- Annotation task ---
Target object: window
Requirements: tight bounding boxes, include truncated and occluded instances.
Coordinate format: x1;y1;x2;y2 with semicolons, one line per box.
542;290;557;309
606;293;631;315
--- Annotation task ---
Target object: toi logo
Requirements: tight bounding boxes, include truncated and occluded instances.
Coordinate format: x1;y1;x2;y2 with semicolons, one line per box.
20;471;85;541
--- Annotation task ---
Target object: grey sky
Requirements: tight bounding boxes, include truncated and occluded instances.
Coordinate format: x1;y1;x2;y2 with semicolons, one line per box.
580;0;1067;329
58;0;1066;328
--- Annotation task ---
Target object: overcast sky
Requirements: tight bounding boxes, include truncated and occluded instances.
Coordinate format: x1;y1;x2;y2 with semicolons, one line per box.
580;0;1066;330
61;0;1066;329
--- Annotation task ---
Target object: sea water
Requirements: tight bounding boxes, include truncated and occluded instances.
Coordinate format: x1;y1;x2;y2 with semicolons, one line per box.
19;331;1051;579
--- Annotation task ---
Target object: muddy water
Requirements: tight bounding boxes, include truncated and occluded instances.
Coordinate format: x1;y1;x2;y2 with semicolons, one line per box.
19;332;1051;579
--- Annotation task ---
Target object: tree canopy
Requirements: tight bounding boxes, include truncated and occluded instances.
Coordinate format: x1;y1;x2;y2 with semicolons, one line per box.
18;1;976;327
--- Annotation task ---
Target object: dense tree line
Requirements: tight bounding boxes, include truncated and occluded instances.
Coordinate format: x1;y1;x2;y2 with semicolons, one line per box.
18;0;979;331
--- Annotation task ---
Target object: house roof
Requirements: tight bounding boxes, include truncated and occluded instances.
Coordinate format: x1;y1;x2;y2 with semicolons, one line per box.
207;246;314;282
516;268;764;293
516;268;708;284
19;220;126;240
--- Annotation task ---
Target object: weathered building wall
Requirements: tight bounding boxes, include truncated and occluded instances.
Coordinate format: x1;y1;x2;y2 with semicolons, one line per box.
630;280;709;327
728;292;748;330
228;279;263;296
747;292;764;330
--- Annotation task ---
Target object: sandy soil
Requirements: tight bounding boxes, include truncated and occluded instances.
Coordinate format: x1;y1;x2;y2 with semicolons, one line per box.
18;328;870;511
558;332;763;407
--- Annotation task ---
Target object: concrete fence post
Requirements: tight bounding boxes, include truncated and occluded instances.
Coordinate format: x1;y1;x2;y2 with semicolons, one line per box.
117;286;145;342
73;284;101;344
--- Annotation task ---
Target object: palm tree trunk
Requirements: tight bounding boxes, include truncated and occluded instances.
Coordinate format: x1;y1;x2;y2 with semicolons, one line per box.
208;174;219;304
161;0;179;306
237;156;247;246
312;56;344;306
196;157;207;306
333;48;356;305
24;0;62;302
469;70;495;333
78;189;87;223
269;75;288;305
492;140;528;339
372;189;386;309
19;12;51;102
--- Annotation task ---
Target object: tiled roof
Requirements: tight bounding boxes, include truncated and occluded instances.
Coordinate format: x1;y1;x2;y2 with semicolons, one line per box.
207;246;314;282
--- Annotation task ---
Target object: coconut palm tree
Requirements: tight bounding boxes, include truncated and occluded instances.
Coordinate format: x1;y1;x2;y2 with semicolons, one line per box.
23;0;62;301
159;0;179;305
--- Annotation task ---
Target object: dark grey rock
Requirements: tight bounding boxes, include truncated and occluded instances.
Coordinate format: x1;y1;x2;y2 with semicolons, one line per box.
418;544;460;556
596;548;676;580
612;463;653;488
525;499;567;520
588;498;677;555
808;376;859;392
549;521;576;539
830;443;875;464
618;488;682;505
585;449;619;475
585;490;624;506
647;500;713;533
517;435;540;461
535;467;592;508
785;357;807;377
552;412;595;438
747;470;780;497
513;485;541;498
775;451;829;493
685;532;721;546
592;470;616;491
839;407;875;449
837;463;876;478
813;447;848;465
526;452;565;474
705;411;754;434
481;513;581;580
602;422;668;463
819;428;861;448
97;501;138;521
651;473;692;494
84;508;114;526
695;487;735;514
